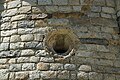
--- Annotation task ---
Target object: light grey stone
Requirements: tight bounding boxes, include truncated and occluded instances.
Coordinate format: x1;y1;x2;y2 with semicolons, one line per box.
79;65;92;72
9;64;21;71
17;57;29;63
40;57;54;62
41;71;57;79
11;14;27;21
64;64;76;70
0;59;7;64
45;6;58;13
7;0;21;9
59;6;72;13
106;0;115;7
25;42;38;48
38;0;52;5
35;50;49;57
57;70;69;79
10;42;24;50
22;63;35;71
91;6;101;12
0;43;9;51
73;6;81;12
20;34;34;41
50;63;63;70
10;35;20;42
21;49;34;56
18;28;34;34
4;8;17;17
69;0;80;5
18;6;31;13
0;69;9;80
22;0;37;6
53;0;68;5
15;72;28;80
34;34;44;41
29;71;40;79
1;22;11;30
77;71;89;80
18;20;34;28
3;37;10;42
30;56;39;63
1;29;17;37
102;7;115;14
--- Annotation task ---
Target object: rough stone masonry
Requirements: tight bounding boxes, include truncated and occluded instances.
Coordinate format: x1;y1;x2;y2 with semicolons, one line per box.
0;0;120;80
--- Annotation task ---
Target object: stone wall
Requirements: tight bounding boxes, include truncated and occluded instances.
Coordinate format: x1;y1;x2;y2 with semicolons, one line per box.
0;0;120;80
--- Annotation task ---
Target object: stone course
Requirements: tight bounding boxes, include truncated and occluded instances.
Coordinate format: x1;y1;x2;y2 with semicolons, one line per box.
0;0;120;80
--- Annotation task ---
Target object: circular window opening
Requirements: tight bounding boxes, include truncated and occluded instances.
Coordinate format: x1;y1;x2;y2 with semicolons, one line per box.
53;34;70;55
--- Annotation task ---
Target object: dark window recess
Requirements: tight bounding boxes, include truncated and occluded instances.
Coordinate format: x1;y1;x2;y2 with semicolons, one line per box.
53;34;70;55
117;17;120;34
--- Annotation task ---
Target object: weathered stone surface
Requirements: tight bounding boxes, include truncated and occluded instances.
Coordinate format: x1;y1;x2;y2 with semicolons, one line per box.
50;63;63;70
53;0;68;5
11;14;27;21
38;0;52;5
18;6;31;13
1;22;11;30
0;69;9;80
35;50;49;57
22;63;35;71
77;71;89;80
40;57;54;62
9;64;21;71
22;0;37;6
15;72;28;80
29;71;40;79
18;20;34;28
106;0;115;7
102;7;115;14
79;65;92;72
10;42;24;50
20;34;34;41
10;35;20;42
1;29;17;37
7;0;21;9
0;59;7;64
45;6;58;13
0;43;9;51
21;49;34;56
64;64;76;70
37;62;49;70
3;8;17;17
35;20;47;27
24;42;38;48
79;38;109;45
57;70;69;79
59;6;72;13
69;0;80;5
17;57;29;63
30;56;39;63
41;71;57;79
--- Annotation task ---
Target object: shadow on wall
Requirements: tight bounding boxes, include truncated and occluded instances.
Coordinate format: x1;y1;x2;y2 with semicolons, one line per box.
0;0;4;43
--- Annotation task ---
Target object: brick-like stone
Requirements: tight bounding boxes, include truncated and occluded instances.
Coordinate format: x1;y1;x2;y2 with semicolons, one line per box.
64;64;76;70
7;0;21;9
45;6;58;13
21;49;34;56
0;43;9;51
41;71;57;79
79;65;92;72
18;6;31;13
57;70;69;79
40;57;54;62
59;6;72;13
15;72;29;80
22;63;35;71
38;0;52;5
37;62;49;70
35;50;49;57
50;63;63;70
29;71;40;79
69;0;80;5
18;20;34;28
102;7;115;14
35;20;47;27
10;35;20;42
17;57;29;63
77;71;89;80
9;64;21;71
30;56;39;63
10;42;24;50
20;34;34;41
106;0;115;7
11;14;27;21
0;69;9;80
53;0;68;5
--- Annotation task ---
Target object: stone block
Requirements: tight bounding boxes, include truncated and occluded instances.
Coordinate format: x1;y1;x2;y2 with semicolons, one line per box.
18;20;34;28
69;0;80;5
35;20;47;27
2;37;10;43
22;0;37;6
40;57;54;62
37;62;49;70
15;72;28;80
11;14;27;21
4;8;17;17
93;0;105;6
91;6;101;12
29;71;40;79
106;0;115;7
9;64;21;71
73;6;82;12
41;71;57;79
1;29;17;37
0;43;9;51
22;63;35;71
30;56;39;63
0;69;9;80
53;0;68;5
64;64;76;70
79;65;92;72
10;35;20;42
102;7;115;14
0;59;7;64
35;50;49;57
20;34;34;41
17;57;29;63
10;42;24;50
77;71;89;80
45;6;58;13
38;0;52;5
21;49;34;56
24;42;38;48
57;70;69;79
59;6;72;13
7;0;21;9
50;63;63;70
18;6;31;13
